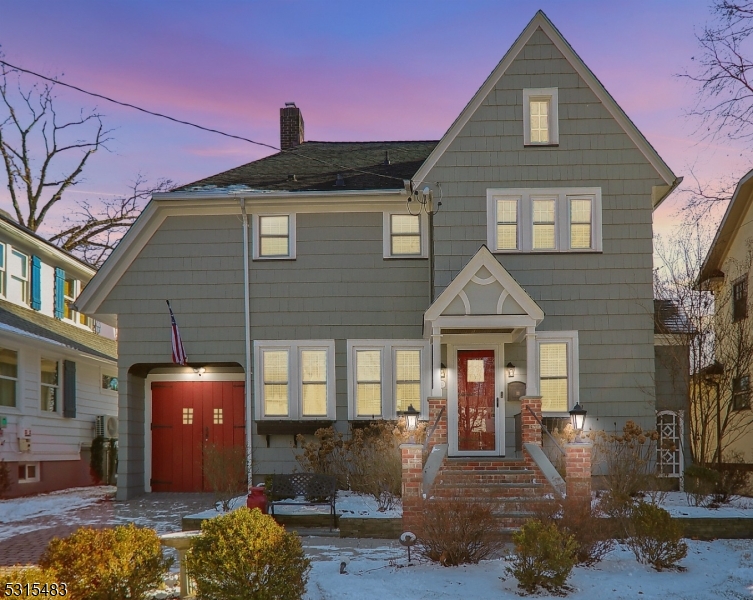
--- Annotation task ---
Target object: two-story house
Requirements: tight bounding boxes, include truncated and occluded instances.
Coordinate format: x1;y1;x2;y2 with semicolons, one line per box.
77;11;683;500
0;211;118;498
698;168;753;467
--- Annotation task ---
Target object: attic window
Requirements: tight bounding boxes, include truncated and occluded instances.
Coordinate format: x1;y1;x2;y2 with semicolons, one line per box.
523;88;559;146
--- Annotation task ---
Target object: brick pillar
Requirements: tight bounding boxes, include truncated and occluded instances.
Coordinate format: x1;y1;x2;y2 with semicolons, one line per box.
520;396;543;446
565;443;593;506
400;443;423;533
426;397;448;452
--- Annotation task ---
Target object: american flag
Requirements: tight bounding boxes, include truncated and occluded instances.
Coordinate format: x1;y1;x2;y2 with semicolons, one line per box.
166;300;188;366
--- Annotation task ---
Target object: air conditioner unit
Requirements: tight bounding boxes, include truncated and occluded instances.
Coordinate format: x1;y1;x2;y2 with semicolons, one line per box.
95;415;119;439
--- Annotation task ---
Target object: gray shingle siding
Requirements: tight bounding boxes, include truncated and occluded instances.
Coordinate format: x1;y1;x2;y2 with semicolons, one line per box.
425;29;664;429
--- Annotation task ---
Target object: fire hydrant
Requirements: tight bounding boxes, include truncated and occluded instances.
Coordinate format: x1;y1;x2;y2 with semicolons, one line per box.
246;486;268;514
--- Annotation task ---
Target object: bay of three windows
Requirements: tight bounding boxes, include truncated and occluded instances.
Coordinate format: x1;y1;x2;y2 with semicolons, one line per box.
253;340;429;421
488;188;602;253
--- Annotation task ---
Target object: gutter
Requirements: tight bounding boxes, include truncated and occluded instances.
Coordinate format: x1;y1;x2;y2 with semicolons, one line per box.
239;199;254;484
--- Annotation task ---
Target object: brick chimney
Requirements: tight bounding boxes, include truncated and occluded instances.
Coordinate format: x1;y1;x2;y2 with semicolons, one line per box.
280;103;304;151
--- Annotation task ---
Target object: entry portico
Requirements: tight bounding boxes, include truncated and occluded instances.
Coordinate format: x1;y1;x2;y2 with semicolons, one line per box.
425;246;545;456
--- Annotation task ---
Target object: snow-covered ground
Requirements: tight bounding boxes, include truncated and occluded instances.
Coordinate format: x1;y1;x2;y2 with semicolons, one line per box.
305;540;753;600
0;486;116;524
649;491;753;518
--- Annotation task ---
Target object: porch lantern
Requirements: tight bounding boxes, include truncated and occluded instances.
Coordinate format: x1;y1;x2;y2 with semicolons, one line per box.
569;402;587;441
506;362;515;378
440;363;447;389
405;404;420;431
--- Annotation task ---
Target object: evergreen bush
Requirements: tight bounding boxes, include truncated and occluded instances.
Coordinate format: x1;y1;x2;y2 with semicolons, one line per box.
507;519;577;595
625;502;687;571
39;524;171;600
185;507;311;600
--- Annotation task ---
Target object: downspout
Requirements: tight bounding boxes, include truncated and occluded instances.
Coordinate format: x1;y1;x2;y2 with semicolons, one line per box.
240;198;254;484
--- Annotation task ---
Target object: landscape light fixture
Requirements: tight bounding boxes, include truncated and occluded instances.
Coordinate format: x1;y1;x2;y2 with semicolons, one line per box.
405;404;420;431
569;403;587;441
193;367;206;376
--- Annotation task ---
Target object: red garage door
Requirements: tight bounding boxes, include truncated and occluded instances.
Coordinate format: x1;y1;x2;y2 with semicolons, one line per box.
151;381;245;492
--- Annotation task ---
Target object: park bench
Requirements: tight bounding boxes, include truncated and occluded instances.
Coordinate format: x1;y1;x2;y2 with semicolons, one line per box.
268;473;338;529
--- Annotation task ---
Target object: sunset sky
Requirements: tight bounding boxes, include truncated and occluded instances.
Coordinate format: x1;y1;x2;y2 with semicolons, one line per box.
0;1;748;239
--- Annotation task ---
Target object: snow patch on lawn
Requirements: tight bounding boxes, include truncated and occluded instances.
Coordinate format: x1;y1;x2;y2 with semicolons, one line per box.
0;486;115;524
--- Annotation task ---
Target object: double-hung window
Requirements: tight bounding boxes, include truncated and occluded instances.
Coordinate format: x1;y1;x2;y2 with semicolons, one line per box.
537;331;579;414
383;212;428;258
732;375;751;411
254;340;335;420
0;242;5;297
0;347;18;408
41;358;59;412
10;249;29;304
347;340;430;420
487;188;602;253
253;214;296;259
734;276;748;322
63;277;77;321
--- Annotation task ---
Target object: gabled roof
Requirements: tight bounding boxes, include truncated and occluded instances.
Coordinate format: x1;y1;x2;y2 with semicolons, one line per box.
0;299;117;361
425;246;544;324
412;10;679;206
699;168;753;284
654;299;694;335
176;141;438;193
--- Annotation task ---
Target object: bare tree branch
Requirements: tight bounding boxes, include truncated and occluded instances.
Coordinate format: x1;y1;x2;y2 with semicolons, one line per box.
0;61;112;233
48;176;173;268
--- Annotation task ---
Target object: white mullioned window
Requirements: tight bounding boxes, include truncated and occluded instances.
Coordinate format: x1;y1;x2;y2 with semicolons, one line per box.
0;242;6;297
536;331;579;415
347;340;430;420
0;347;18;408
487;188;602;253
254;340;335;420
383;212;428;258
523;88;559;146
253;213;296;259
10;249;29;304
40;358;59;412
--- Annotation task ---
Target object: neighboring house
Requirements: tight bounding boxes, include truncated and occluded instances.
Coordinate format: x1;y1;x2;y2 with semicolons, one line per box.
697;168;753;466
0;211;118;498
77;11;684;500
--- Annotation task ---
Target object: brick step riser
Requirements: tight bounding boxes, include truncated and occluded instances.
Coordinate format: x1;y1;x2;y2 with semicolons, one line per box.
437;475;537;485
440;463;529;471
431;487;546;499
424;498;552;513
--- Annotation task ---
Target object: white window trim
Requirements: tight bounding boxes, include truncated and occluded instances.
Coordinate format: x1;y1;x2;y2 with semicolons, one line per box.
0;345;20;411
0;241;6;298
486;187;602;253
536;330;579;416
17;462;40;483
10;248;29;305
382;212;429;259
347;340;431;420
253;340;335;420
523;87;559;146
252;213;296;260
40;357;60;414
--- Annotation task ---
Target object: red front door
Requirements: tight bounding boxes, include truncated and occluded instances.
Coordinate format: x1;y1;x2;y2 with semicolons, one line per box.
457;350;496;452
151;381;245;492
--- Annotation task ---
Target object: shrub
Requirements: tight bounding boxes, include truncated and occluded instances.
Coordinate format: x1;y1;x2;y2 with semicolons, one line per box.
684;464;719;507
39;524;171;600
592;421;659;514
202;443;248;512
186;507;311;600
416;497;503;566
297;420;426;510
0;567;60;598
507;519;577;595
625;502;687;571
560;500;615;566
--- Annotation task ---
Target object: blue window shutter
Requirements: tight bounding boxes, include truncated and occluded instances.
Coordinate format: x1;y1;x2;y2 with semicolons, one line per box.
54;268;65;319
30;256;42;310
63;360;76;418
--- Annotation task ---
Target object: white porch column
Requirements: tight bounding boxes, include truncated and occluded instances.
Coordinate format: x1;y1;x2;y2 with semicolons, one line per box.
431;326;442;396
525;326;538;396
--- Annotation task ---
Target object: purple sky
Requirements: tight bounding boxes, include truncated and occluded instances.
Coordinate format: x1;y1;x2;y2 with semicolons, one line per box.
0;1;748;239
